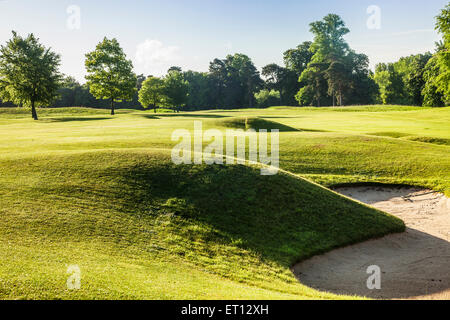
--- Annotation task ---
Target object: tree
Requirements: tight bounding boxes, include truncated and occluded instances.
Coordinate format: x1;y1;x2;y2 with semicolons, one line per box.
254;89;281;108
422;54;446;107
228;53;262;107
434;4;450;104
283;41;313;76
297;63;327;107
168;66;182;73
373;63;407;105
296;14;367;107
183;70;211;109
0;31;61;120
325;59;352;106
282;42;314;104
373;65;391;105
399;53;432;105
262;63;295;104
207;54;262;108
85;37;137;115
53;75;82;107
163;69;189;112
138;76;165;112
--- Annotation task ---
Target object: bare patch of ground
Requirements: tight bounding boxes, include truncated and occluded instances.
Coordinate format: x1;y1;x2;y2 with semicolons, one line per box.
292;186;450;300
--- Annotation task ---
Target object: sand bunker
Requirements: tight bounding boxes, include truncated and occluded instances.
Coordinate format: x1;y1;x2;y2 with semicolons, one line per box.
292;186;450;300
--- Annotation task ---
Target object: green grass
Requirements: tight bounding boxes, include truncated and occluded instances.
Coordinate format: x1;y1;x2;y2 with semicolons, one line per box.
0;104;449;300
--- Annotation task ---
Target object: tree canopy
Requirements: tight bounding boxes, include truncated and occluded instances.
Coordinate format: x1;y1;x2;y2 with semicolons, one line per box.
0;31;61;119
138;76;165;112
1;6;449;111
85;37;137;115
162;69;189;112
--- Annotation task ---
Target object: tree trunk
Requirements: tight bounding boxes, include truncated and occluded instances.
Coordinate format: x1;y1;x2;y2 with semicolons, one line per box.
31;101;38;120
110;98;115;116
339;91;343;106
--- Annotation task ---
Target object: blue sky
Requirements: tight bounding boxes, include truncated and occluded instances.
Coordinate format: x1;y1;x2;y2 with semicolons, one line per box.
0;0;447;82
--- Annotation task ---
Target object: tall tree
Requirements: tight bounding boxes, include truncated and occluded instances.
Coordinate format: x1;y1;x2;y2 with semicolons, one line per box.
296;14;356;107
0;31;61;120
228;53;262;107
434;4;450;104
325;59;352;106
422;54;446;107
283;41;313;76
208;54;262;108
163;69;189;112
262;63;290;104
183;70;211;109
282;42;313;104
297;63;327;107
85;37;137;115
138;76;165;112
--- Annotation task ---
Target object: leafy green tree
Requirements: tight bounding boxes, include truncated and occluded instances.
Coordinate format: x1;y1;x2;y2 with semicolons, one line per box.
373;63;409;105
168;66;182;73
0;31;61;120
138;76;165;112
208;54;262;108
262;63;297;105
283;41;313;76
422;54;446;107
254;89;281;108
228;53;262;107
297;63;327;107
183;70;211;109
282;42;313;104
434;4;450;104
85;37;137;115
347;52;379;105
325;58;352;106
296;14;365;107
53;75;82;107
163;69;189;112
373;66;391;104
402;54;432;105
309;14;350;62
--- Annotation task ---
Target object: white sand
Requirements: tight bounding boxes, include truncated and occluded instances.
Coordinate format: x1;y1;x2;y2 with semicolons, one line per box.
292;186;450;300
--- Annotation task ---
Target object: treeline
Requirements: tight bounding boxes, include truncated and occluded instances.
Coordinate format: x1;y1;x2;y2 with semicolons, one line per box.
1;6;449;119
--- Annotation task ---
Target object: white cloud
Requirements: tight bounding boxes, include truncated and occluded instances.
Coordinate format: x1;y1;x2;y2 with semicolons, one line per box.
135;39;181;76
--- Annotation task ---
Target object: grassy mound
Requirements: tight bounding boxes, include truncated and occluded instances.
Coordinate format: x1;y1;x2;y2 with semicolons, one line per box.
367;132;411;138
217;116;299;132
406;136;450;146
0;149;404;299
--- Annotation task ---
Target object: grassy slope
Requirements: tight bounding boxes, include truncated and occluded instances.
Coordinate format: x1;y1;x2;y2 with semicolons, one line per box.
0;105;448;299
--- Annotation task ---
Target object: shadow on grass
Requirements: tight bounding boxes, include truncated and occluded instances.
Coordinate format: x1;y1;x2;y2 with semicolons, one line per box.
406;136;450;146
111;159;405;269
139;115;161;120
217;117;301;132
42;117;113;123
293;226;450;299
155;113;230;118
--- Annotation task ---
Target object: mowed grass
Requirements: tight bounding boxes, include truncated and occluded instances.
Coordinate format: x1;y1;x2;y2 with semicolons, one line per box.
0;104;448;300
